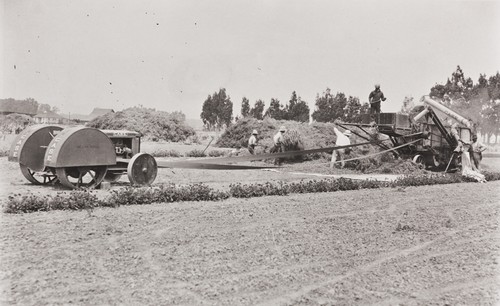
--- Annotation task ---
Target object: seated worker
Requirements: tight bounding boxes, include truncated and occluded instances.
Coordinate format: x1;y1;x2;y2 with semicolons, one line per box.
331;128;351;169
115;139;133;158
248;129;258;155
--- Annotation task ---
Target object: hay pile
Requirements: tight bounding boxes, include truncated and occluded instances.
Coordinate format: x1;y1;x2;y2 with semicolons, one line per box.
363;159;428;174
281;129;304;151
216;117;338;153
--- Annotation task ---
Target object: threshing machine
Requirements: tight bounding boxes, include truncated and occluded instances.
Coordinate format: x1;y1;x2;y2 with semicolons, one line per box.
336;96;474;170
9;125;157;189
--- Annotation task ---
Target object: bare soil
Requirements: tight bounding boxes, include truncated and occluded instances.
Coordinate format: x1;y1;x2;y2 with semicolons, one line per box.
1;181;499;305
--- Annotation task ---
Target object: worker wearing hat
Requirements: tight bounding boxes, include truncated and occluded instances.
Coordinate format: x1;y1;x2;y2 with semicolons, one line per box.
331;128;352;169
470;133;486;171
369;84;387;121
271;126;286;165
247;129;259;155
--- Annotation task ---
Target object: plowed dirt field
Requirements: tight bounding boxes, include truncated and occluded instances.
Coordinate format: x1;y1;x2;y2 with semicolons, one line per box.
1;154;500;305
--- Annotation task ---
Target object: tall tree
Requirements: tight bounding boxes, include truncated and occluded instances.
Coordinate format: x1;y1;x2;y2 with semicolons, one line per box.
479;72;500;143
200;88;233;130
249;99;265;120
284;91;310;122
241;97;250;118
429;65;479;117
344;96;362;122
311;88;348;122
264;98;285;120
311;88;335;122
38;103;59;113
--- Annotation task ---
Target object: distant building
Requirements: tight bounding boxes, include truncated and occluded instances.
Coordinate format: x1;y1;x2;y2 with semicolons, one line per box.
34;110;68;124
71;108;114;123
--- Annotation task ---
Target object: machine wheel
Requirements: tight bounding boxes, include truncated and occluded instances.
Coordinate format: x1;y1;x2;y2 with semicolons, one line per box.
127;153;157;186
412;154;424;165
104;172;123;183
56;166;107;189
20;164;57;185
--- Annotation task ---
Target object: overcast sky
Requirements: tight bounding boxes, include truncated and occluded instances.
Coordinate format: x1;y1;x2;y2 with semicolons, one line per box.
2;0;499;119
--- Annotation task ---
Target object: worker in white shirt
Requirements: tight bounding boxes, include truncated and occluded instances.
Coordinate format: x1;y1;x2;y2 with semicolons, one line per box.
331;128;352;169
248;129;258;155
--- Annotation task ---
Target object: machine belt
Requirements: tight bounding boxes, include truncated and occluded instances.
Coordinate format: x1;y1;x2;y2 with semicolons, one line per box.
156;139;389;170
157;161;278;170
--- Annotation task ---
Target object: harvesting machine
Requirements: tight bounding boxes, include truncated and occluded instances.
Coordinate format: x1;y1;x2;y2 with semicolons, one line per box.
335;96;475;170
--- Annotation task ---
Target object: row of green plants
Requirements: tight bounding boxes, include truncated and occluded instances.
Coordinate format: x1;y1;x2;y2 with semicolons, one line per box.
4;171;500;214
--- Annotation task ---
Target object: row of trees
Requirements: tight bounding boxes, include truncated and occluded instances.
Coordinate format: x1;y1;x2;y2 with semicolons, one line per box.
240;89;369;124
0;98;60;115
200;67;499;143
241;91;311;122
311;89;369;123
200;88;369;129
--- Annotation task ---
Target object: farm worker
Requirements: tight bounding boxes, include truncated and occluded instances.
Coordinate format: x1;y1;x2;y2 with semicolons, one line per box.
248;129;258;155
272;126;286;165
114;139;133;158
331;128;351;169
369;84;387;119
470;134;487;171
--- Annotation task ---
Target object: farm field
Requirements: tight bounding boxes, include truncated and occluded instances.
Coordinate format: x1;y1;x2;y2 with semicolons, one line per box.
1;181;499;305
1;140;500;305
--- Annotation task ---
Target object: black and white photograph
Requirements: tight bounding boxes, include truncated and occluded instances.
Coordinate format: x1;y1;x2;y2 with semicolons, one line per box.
1;0;500;304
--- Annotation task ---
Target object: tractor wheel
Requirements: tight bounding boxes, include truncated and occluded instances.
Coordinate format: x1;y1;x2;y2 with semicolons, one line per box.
20;164;57;185
56;166;107;189
104;172;123;183
127;153;157;186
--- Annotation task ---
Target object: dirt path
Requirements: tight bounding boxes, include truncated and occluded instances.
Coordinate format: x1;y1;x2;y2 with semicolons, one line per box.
1;181;499;305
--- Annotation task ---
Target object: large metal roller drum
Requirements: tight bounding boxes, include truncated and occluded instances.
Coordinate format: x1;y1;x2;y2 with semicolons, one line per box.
44;127;116;189
8;125;63;185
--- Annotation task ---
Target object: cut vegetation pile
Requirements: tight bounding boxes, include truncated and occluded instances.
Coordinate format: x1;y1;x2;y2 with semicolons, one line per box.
86;106;195;142
216;117;338;155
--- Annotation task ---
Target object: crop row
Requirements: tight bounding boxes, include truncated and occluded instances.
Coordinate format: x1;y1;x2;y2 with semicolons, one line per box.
4;171;500;214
